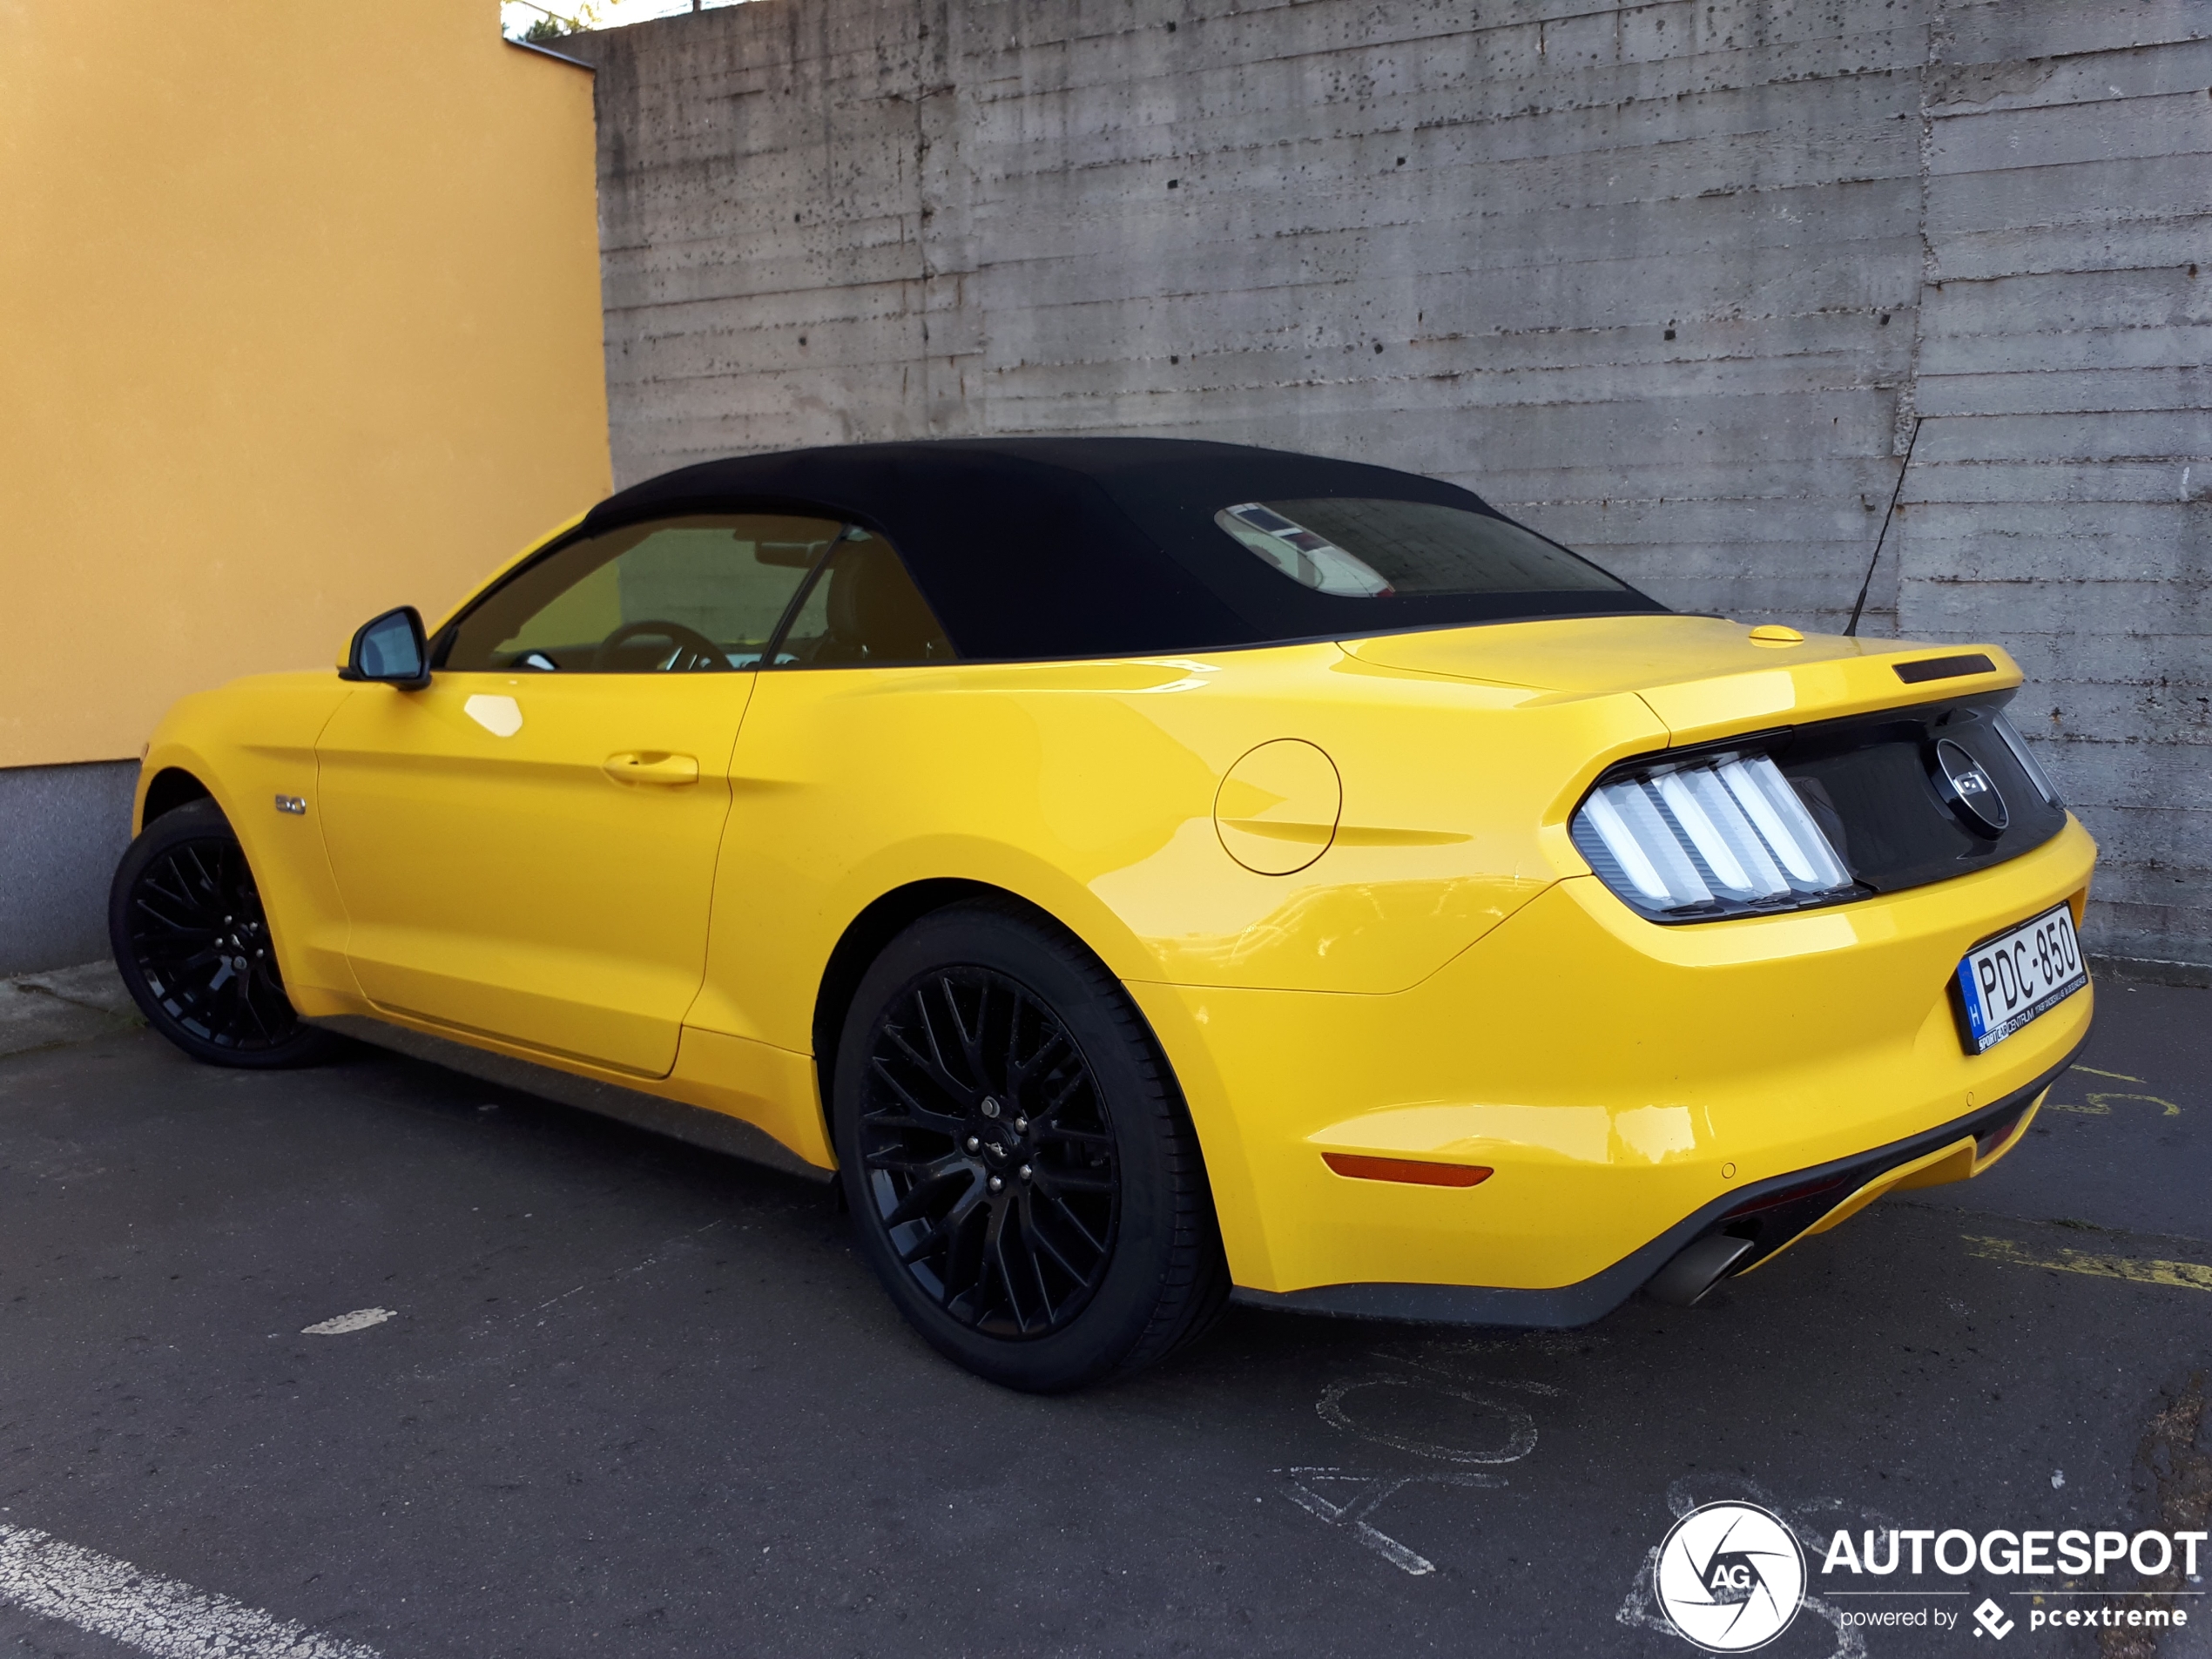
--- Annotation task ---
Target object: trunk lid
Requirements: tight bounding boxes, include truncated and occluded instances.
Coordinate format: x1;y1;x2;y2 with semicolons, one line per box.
1342;614;2020;743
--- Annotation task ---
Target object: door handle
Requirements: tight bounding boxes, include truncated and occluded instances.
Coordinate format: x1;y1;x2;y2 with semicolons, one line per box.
603;752;700;786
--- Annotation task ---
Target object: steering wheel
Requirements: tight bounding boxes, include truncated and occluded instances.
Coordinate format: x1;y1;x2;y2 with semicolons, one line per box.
591;618;727;672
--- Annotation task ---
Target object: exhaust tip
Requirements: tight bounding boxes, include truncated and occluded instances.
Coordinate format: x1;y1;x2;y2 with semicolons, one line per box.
1645;1233;1757;1307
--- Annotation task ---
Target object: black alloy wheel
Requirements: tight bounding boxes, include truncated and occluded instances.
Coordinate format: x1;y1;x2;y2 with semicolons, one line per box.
109;799;331;1068
833;901;1228;1392
858;965;1120;1338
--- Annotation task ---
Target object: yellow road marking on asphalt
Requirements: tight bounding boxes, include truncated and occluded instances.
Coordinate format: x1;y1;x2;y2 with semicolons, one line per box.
1963;1236;2212;1292
2072;1064;2143;1082
2047;1090;2182;1117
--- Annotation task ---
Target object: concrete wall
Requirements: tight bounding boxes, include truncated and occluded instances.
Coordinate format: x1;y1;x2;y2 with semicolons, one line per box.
0;764;138;978
574;0;2209;969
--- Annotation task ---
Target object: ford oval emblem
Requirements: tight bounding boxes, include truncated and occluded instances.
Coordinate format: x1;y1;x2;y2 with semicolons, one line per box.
1934;738;2008;834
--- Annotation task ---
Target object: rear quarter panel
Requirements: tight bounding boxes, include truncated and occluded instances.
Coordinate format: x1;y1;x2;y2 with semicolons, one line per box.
687;644;1670;1241
691;644;1675;1048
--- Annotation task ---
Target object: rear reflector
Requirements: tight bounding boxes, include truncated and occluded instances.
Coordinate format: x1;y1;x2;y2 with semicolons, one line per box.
1722;1173;1851;1220
1974;1105;2029;1161
1322;1153;1493;1187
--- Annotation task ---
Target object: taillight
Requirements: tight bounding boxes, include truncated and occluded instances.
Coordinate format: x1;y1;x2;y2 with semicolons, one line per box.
1990;711;2062;807
1571;752;1858;920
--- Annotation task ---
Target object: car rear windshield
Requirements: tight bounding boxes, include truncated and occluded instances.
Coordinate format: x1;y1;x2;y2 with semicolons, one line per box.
1215;499;1628;598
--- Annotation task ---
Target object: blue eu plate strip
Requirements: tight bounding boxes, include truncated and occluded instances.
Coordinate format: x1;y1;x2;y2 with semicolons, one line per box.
1957;959;1989;1046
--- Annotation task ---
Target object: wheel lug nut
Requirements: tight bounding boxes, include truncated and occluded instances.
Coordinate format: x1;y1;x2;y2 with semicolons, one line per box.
1019;1165;1032;1182
966;1136;980;1152
980;1096;1000;1118
988;1176;1003;1192
1013;1116;1028;1133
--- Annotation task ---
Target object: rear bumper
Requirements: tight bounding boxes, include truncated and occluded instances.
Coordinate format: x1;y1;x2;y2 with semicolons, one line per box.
1135;815;2097;1310
1230;1055;2069;1326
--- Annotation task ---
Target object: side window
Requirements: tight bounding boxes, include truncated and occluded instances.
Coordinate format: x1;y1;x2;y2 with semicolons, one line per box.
437;515;844;672
772;532;954;668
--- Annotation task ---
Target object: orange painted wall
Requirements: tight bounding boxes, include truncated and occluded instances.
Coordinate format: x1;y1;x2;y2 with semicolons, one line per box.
0;6;611;768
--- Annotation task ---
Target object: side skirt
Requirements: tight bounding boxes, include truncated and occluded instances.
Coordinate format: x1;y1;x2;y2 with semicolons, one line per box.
314;1014;834;1185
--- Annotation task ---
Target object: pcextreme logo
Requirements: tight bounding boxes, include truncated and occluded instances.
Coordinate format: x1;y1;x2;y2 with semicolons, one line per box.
1654;1502;1807;1652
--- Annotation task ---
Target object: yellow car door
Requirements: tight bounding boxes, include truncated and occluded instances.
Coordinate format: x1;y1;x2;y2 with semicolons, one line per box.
314;513;844;1076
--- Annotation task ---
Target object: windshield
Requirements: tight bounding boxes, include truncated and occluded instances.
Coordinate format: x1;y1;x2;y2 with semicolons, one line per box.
1216;498;1626;598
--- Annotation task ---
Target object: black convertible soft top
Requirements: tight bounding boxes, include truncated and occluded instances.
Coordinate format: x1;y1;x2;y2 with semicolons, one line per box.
583;437;1664;661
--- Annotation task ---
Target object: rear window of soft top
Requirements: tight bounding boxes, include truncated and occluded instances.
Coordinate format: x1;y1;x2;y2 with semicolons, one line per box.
1215;498;1628;597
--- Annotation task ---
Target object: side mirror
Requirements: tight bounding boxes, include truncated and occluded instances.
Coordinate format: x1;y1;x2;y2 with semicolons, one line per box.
340;606;430;689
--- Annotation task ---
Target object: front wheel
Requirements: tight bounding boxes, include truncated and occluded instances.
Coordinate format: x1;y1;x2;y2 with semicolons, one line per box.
833;901;1228;1392
109;798;332;1069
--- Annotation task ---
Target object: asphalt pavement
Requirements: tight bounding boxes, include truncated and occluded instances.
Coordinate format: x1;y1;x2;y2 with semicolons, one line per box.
1;966;2206;1658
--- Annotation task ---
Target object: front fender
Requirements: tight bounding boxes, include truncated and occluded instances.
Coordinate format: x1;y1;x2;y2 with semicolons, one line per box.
133;676;360;1009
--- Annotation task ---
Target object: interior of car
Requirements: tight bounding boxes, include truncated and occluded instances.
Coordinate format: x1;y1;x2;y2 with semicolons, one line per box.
435;513;952;673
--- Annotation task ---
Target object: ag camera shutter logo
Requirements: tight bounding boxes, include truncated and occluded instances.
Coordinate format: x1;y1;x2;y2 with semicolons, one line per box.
1654;1501;1807;1652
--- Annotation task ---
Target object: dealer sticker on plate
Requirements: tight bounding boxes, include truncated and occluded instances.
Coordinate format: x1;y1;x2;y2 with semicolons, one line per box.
1954;902;2087;1054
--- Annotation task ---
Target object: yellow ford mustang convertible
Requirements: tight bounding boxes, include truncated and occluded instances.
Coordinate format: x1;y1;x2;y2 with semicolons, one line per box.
112;438;2094;1390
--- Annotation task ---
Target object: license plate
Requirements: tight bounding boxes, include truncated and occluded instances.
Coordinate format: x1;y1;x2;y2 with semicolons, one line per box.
1953;903;2087;1054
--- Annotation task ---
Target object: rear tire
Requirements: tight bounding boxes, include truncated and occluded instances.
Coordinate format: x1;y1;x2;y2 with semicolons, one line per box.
109;798;333;1069
833;900;1228;1392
